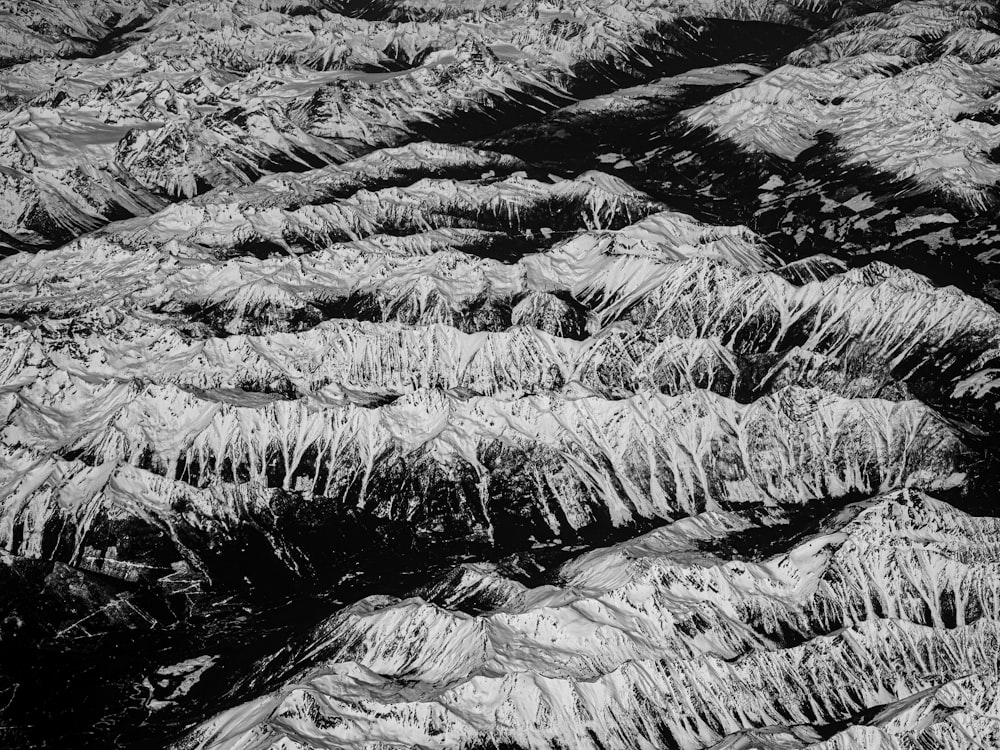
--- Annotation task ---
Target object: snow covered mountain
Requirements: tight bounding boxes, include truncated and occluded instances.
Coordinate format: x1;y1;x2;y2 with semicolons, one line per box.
0;0;999;748
177;491;1000;750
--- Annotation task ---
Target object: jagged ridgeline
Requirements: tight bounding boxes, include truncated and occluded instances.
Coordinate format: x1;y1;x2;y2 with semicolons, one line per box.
1;0;1000;749
177;492;1000;750
3;164;996;587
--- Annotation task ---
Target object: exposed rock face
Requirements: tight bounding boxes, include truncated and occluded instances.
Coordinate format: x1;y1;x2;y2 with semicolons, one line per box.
1;0;1000;749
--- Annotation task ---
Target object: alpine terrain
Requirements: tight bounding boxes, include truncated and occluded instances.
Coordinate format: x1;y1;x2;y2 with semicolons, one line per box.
1;0;999;748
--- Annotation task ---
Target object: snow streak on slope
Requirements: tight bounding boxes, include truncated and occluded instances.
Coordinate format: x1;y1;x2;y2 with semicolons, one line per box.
0;384;969;579
176;492;1000;750
0;168;995;591
1;151;998;748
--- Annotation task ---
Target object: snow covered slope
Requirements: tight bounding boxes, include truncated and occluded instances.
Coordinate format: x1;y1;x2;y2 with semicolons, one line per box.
0;0;827;250
175;492;1000;750
1;0;1000;748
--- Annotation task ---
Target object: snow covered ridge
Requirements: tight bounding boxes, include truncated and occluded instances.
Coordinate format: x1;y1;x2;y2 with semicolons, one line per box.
684;0;1000;207
3;1;1000;744
0;0;171;66
792;674;1000;749
709;670;1000;748
0;386;969;581
0;164;998;592
2;196;998;419
0;0;830;248
174;491;1000;750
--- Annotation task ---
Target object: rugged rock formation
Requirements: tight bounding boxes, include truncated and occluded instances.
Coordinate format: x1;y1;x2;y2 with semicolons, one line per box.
175;492;1000;750
1;0;1000;748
